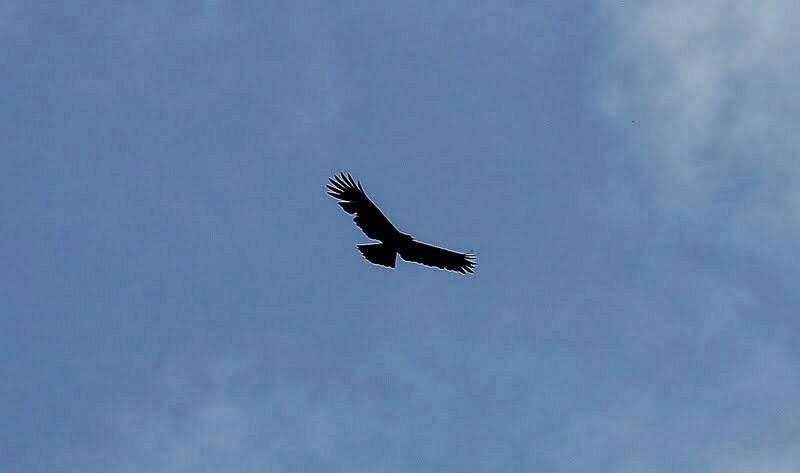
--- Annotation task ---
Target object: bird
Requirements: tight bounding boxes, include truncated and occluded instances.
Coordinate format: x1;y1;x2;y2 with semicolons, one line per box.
327;172;476;274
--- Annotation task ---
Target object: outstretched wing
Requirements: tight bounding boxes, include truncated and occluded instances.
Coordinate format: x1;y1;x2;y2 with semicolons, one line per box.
398;241;476;274
327;172;399;241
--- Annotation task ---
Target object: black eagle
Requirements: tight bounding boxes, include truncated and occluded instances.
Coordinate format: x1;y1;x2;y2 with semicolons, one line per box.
327;172;476;274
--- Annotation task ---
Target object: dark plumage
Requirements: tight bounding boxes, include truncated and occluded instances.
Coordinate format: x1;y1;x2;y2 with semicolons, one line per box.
327;172;476;274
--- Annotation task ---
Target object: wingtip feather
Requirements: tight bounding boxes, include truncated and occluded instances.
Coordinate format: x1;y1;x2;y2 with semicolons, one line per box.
328;178;344;191
329;172;365;193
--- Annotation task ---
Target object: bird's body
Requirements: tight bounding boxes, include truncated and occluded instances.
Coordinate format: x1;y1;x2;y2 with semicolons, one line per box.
327;172;476;274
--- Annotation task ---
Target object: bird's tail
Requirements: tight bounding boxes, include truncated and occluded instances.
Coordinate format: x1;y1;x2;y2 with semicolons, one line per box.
357;243;396;268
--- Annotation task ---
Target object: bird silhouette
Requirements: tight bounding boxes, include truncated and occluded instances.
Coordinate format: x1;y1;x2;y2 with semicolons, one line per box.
327;172;476;274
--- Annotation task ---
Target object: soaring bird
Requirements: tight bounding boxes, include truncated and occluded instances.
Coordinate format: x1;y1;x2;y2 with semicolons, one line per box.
327;172;476;274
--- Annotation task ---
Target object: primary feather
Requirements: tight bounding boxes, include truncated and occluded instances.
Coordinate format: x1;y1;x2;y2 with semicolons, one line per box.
326;173;399;241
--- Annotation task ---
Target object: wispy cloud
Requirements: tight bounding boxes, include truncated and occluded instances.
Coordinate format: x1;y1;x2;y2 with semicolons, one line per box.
594;2;800;470
52;273;785;473
599;0;800;260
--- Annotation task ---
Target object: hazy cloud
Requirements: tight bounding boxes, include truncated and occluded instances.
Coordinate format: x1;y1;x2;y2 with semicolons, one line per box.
599;0;800;258
594;2;800;470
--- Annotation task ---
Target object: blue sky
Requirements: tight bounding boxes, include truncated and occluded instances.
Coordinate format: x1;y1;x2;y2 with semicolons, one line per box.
3;1;799;471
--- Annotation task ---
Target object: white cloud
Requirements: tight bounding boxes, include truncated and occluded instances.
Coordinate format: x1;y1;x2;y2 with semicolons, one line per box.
600;0;800;258
48;349;350;472
596;4;800;470
550;334;800;472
